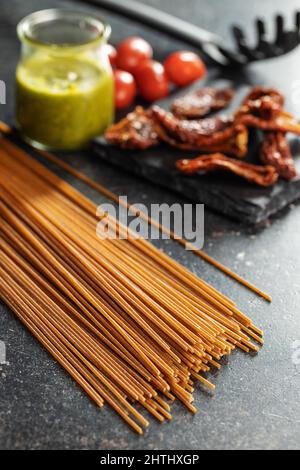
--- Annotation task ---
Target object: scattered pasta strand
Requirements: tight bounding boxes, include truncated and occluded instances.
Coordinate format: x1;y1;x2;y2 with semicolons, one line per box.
0;140;264;434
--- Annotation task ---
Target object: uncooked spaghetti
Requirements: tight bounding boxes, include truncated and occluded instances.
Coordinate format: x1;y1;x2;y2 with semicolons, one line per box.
0;138;263;434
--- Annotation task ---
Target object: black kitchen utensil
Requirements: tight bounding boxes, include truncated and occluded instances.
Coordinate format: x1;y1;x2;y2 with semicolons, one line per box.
73;0;300;66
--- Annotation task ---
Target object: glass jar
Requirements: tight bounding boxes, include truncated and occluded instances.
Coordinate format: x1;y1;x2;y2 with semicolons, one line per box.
16;9;114;150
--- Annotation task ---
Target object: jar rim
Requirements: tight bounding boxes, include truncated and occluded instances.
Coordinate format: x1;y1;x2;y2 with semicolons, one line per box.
17;9;111;49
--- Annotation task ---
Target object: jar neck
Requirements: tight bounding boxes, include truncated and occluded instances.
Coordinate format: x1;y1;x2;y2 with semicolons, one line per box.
17;9;111;51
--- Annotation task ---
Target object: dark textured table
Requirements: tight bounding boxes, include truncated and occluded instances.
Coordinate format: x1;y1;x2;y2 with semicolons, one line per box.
0;0;300;451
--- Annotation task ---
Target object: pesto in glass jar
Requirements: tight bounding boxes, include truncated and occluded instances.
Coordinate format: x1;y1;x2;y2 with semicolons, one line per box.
16;9;114;150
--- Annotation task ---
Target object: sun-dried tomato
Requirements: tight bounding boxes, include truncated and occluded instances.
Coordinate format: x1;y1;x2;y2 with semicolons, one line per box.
151;106;248;157
171;88;235;119
235;87;300;134
105;106;159;150
260;132;297;181
176;153;279;187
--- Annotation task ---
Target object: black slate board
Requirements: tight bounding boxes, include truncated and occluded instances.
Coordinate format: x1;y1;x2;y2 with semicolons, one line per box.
93;72;300;224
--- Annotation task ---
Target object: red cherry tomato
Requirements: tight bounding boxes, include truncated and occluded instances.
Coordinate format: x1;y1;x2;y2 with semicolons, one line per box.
105;44;117;67
114;70;137;109
164;51;207;87
116;36;153;74
135;60;169;102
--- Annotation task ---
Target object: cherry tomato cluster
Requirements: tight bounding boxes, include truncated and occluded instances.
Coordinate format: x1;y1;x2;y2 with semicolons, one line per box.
104;37;207;110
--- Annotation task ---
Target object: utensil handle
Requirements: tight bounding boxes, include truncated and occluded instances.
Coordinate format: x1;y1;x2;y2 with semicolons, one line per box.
78;0;221;48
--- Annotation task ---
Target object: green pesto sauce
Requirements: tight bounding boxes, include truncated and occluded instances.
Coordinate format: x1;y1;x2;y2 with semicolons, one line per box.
16;55;114;150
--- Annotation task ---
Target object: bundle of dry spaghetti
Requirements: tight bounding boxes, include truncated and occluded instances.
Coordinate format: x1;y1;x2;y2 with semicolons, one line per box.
0;137;263;434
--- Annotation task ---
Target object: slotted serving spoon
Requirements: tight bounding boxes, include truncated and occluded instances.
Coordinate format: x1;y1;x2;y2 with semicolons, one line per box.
74;0;300;66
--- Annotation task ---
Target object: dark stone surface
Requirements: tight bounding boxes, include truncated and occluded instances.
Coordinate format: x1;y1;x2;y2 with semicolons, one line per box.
0;0;300;450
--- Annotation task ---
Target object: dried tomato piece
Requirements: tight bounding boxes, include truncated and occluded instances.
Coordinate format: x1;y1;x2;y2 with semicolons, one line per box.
240;87;284;120
105;106;159;150
236;87;300;134
236;87;284;121
176;153;279;187
171;88;235;119
151;106;248;157
260;132;297;181
236;111;300;135
242;87;285;109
